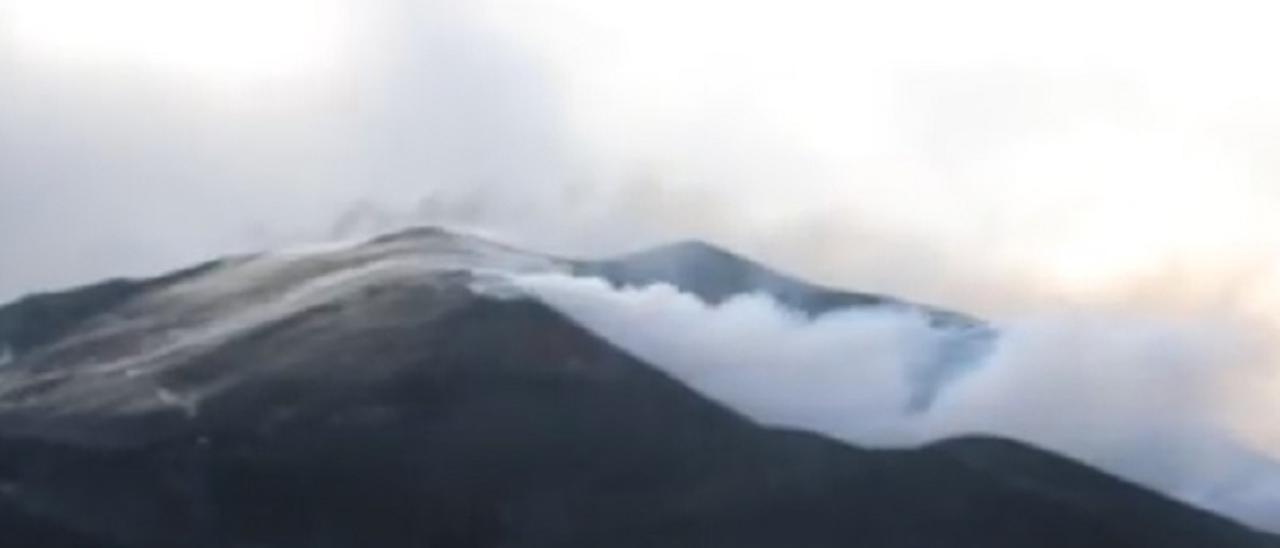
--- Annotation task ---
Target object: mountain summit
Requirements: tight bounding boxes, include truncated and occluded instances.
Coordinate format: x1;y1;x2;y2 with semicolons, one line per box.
0;227;1274;547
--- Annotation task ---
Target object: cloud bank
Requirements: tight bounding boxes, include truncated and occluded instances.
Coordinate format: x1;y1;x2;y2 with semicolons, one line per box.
2;0;1279;531
2;0;1279;320
514;273;1280;531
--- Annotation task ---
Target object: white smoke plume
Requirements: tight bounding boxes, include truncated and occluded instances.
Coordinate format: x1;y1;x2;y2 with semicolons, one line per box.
514;273;1280;531
2;0;1280;532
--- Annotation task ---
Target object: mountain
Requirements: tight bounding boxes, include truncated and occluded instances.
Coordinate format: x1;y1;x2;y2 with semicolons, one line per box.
572;239;996;412
0;226;1274;547
573;239;983;325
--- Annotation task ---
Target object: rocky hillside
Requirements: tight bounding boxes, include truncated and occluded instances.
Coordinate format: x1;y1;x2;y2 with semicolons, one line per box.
0;227;1274;547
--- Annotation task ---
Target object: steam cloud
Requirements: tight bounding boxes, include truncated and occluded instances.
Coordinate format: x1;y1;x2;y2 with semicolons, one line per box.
514;273;1280;531
2;0;1280;532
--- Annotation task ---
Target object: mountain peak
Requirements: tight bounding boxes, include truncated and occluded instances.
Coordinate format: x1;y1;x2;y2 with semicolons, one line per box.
0;227;1272;547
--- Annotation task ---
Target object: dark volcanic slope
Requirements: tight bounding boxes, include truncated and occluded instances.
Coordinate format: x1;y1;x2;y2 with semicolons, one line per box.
0;227;1274;547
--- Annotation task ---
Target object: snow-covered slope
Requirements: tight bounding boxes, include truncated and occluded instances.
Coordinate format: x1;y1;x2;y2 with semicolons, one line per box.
0;227;1273;547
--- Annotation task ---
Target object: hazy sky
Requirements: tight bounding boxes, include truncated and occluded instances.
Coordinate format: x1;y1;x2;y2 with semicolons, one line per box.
2;0;1279;315
2;0;1280;530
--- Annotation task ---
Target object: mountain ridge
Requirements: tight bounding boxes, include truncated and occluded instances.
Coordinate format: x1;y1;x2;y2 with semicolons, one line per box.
0;226;1274;547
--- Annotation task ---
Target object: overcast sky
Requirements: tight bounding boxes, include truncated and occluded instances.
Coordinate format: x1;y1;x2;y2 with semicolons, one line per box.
1;0;1278;317
2;0;1280;530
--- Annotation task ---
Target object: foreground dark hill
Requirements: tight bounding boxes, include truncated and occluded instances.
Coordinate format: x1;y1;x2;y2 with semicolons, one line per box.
0;227;1274;547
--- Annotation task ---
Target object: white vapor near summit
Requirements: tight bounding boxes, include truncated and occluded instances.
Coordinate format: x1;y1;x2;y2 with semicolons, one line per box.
3;0;1280;534
513;273;1280;532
